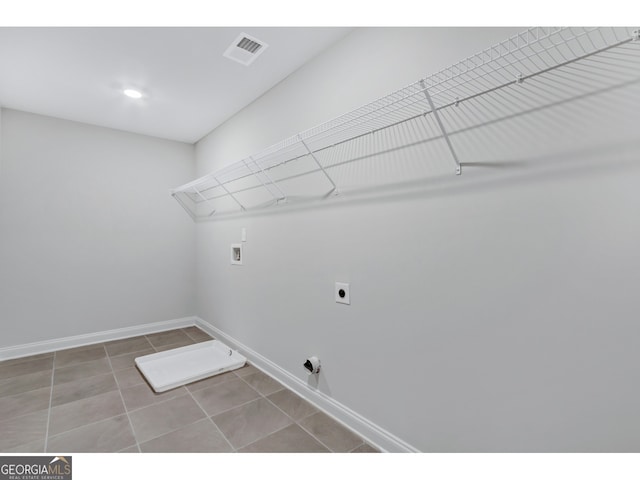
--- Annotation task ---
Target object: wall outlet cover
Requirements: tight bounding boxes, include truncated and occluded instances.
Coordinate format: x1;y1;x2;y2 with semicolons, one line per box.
335;282;350;305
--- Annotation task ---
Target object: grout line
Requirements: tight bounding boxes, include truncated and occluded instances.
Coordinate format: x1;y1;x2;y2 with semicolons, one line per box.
50;374;116;395
116;443;139;453
109;347;156;361
48;377;120;410
132;391;273;449
234;422;296;452
47;411;133;442
262;393;318;424
123;368;242;451
0;371;55;399
104;345;142;453
238;371;325;449
144;330;194;351
106;336;155;357
348;442;375;453
112;370;145;390
19;334;363;453
239;366;365;453
201;390;293;452
53;344;113;371
297;411;364;453
182;375;237;394
181;327;214;344
235;369;283;395
0;352;55;362
186;390;236;453
134;415;211;451
0;405;51;427
43;352;56;453
46;375;183;440
54;356;110;374
249;373;335;453
203;396;264;421
291;415;343;453
0;363;52;375
261;391;337;453
112;364;150;374
232;363;259;378
220;370;304;452
122;389;190;415
181;328;199;343
132;358;363;454
35;335;238;452
55;355;110;372
226;370;339;453
150;341;197;354
143;335;159;352
55;343;105;354
55;366;352;452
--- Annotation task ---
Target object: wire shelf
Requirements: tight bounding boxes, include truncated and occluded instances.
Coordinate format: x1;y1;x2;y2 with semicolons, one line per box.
172;27;640;219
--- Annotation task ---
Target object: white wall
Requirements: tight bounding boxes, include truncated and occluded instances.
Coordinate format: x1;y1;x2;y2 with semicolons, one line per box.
0;109;196;348
196;28;640;452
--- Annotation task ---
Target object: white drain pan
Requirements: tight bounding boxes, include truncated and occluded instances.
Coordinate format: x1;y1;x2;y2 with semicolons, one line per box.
135;340;246;393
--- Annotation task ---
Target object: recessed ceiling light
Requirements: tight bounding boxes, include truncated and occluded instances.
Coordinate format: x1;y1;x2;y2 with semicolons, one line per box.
123;89;143;99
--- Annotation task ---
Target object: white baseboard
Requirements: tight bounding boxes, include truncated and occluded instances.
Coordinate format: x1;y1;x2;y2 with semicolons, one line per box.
195;316;419;453
0;316;197;361
1;314;418;452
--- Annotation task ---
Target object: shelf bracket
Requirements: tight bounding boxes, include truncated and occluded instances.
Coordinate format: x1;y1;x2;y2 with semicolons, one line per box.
193;187;216;217
172;192;197;221
420;80;462;175
298;135;339;194
242;157;277;201
214;176;246;211
248;156;287;203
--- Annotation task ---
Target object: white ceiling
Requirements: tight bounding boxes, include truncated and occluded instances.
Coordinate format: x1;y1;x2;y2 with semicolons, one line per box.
0;27;352;143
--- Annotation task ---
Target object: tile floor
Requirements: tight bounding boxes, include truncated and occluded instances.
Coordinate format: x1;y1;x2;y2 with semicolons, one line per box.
0;327;379;453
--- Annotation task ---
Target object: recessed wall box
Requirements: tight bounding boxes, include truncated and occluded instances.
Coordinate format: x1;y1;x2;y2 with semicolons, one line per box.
231;243;243;265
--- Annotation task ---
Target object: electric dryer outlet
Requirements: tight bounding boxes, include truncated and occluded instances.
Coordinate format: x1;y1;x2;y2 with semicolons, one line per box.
335;282;350;305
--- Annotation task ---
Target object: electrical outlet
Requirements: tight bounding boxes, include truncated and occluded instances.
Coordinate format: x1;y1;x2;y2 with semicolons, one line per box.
335;282;350;305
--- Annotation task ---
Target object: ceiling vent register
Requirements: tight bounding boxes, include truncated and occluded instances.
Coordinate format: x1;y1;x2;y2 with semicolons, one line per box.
223;33;268;66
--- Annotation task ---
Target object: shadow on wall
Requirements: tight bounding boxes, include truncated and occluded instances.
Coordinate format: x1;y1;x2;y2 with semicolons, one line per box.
182;37;640;220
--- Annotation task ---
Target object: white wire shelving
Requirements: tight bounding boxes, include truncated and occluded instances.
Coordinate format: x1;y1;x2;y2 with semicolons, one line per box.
171;27;640;220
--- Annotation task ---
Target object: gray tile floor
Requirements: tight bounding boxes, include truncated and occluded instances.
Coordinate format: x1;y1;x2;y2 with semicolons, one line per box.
0;327;379;453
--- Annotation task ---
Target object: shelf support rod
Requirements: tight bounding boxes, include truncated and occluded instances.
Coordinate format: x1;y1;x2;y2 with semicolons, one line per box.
193;187;216;217
420;80;462;175
297;135;339;194
248;156;287;202
171;192;197;221
242;157;277;200
214;176;246;211
252;156;287;202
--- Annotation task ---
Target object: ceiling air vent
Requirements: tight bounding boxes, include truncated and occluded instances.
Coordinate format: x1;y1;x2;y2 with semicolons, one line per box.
223;33;268;66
